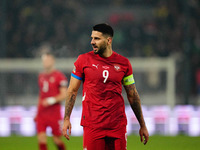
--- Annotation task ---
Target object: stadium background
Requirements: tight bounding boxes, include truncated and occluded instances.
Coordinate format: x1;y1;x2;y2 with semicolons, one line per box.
0;0;200;149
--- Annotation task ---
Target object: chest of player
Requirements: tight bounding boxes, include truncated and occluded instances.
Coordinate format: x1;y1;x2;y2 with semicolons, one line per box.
83;61;126;84
39;75;58;93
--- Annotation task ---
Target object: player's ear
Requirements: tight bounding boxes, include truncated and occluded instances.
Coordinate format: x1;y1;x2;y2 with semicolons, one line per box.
107;37;112;45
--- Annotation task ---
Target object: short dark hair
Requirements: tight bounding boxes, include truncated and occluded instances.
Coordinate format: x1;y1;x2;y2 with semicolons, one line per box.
93;23;114;37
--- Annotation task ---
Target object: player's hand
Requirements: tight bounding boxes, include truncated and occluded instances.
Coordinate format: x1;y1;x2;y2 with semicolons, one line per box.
42;99;50;107
139;125;149;145
62;118;72;140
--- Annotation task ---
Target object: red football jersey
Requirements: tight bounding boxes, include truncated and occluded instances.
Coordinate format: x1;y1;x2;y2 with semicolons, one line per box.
72;51;135;129
37;70;68;118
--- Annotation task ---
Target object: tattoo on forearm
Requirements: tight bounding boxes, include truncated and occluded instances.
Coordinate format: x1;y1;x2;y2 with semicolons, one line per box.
125;84;145;125
130;100;143;124
64;94;76;119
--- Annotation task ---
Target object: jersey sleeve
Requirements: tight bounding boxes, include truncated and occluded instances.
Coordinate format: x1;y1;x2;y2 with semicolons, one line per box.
71;55;84;80
38;74;42;95
122;59;135;86
57;72;68;87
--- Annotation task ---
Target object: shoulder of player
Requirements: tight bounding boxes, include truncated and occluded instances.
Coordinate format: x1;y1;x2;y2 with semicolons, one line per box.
76;51;94;61
52;70;67;81
38;71;45;77
113;51;130;63
80;51;93;57
53;70;65;76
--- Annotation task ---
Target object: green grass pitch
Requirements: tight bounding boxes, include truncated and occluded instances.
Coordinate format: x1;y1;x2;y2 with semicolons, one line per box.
0;135;200;150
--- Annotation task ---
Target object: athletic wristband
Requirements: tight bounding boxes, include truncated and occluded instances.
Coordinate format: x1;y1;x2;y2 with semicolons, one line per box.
46;97;56;105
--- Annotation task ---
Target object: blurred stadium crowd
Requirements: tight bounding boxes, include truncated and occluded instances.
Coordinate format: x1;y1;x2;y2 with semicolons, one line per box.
4;0;200;58
1;0;200;102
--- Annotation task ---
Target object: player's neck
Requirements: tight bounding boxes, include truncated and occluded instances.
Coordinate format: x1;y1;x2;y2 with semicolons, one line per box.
100;48;113;58
44;67;55;74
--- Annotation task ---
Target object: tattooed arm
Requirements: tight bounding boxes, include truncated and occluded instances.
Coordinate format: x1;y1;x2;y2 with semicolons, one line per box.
124;84;149;145
63;76;81;140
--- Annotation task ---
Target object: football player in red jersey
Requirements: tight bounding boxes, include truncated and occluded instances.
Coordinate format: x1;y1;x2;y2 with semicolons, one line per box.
35;52;67;150
63;23;149;150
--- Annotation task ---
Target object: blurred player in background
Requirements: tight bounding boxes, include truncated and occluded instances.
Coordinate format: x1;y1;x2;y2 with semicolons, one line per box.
35;52;67;150
62;23;149;150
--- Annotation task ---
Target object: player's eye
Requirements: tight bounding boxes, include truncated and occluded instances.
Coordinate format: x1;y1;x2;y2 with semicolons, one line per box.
94;37;100;40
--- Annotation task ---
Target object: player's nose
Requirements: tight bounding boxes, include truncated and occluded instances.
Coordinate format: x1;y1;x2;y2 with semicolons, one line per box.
91;39;95;45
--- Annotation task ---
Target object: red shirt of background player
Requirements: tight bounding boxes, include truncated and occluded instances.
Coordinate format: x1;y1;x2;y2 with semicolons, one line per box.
37;70;67;120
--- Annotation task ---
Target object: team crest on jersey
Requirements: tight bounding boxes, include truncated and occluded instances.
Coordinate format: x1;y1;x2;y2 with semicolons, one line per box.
50;77;55;83
114;64;121;71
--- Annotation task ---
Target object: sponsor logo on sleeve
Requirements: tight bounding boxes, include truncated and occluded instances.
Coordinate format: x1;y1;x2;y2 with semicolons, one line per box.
73;66;76;73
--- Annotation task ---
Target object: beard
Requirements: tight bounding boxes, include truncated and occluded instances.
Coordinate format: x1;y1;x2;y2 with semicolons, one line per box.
93;43;107;55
